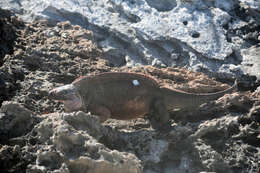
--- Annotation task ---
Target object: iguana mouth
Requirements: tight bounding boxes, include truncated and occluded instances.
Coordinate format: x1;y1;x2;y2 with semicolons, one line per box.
48;84;83;112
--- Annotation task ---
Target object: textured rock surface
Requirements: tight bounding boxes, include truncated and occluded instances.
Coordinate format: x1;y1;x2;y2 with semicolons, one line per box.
1;0;260;82
0;8;22;63
26;111;142;173
0;102;34;141
0;9;260;173
241;46;260;80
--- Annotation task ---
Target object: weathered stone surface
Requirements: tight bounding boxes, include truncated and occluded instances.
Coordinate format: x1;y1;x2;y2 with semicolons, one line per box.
241;46;260;80
28;111;143;173
0;102;33;139
0;8;22;62
1;0;259;81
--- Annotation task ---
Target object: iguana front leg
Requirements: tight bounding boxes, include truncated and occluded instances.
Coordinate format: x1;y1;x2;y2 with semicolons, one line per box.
150;99;170;129
91;105;111;123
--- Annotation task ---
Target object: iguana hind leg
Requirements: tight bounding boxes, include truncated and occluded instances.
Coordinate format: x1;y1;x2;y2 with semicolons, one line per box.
150;99;170;129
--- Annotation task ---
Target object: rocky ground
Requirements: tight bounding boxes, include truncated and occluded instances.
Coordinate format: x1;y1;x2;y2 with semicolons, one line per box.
2;0;260;81
0;7;260;173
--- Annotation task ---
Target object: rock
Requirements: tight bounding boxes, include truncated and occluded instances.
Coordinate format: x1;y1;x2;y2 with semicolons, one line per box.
0;145;33;173
0;66;22;107
253;86;260;97
194;139;232;172
190;113;260;172
124;130;169;164
239;0;260;22
248;102;260;123
216;92;253;112
0;9;24;106
191;116;239;140
1;0;259;80
241;46;260;80
0;8;22;62
27;165;48;173
30;111;142;173
0;102;33;140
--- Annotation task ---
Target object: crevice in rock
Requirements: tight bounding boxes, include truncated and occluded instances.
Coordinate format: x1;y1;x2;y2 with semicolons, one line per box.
190;31;200;38
227;4;260;46
42;6;89;28
108;0;141;23
183;21;188;25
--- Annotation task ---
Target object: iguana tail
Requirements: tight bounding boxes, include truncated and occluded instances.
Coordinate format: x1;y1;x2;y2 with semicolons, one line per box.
160;79;238;110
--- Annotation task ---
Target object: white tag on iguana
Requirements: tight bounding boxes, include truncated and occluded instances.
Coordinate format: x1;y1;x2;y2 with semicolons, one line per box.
132;79;140;86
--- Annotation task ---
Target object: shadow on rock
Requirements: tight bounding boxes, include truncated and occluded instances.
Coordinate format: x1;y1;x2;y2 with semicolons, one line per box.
0;8;23;65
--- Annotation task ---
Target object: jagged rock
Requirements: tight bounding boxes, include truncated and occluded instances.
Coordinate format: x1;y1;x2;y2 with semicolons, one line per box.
0;102;33;140
124;130;169;164
1;0;259;80
248;102;260;123
0;8;23;62
0;144;33;173
241;46;260;80
191;115;239;140
29;111;142;173
239;0;260;22
194;139;232;172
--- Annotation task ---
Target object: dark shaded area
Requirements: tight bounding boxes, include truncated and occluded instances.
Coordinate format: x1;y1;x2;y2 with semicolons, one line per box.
0;9;24;107
227;5;260;45
0;145;34;173
0;68;24;107
190;31;200;38
200;115;260;173
238;75;260;92
0;9;23;65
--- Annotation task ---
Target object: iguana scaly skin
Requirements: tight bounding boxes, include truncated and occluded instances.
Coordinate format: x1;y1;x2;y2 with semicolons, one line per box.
48;72;237;127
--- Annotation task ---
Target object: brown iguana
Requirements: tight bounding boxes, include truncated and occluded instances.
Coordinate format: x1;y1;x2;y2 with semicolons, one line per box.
48;72;237;127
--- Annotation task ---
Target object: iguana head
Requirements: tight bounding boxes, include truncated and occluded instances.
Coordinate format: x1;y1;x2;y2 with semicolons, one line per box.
48;84;83;112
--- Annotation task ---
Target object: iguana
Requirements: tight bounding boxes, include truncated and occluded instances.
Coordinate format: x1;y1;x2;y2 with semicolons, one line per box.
48;72;237;127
